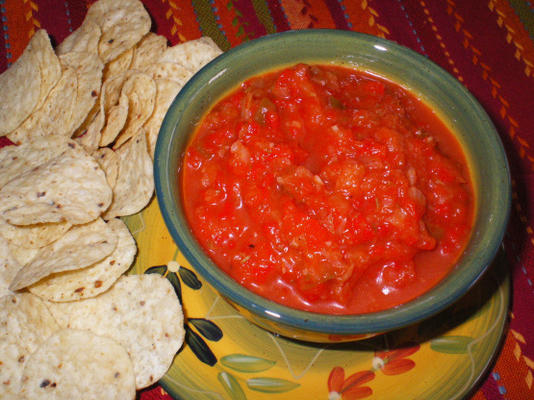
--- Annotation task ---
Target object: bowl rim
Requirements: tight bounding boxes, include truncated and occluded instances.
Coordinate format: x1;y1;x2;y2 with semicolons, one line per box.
154;29;511;335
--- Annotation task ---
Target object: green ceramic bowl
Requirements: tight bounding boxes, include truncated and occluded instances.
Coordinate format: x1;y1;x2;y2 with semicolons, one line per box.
154;30;511;343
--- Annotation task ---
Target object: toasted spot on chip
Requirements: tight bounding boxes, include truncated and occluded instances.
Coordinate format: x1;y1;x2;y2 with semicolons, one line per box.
48;274;184;389
29;218;136;302
20;329;136;400
0;293;59;398
0;141;112;226
9;218;117;291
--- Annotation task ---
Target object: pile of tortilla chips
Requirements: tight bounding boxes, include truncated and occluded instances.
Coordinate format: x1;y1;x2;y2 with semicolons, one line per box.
0;0;222;398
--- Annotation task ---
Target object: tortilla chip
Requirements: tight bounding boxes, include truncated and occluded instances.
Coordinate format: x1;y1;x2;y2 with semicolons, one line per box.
85;0;151;63
103;48;133;81
0;217;72;249
104;129;154;218
93;147;120;188
131;32;168;70
9;218;117;291
113;72;156;149
20;329;136;400
47;274;184;389
159;36;222;71
29;218;136;302
101;92;129;147
0;236;21;297
0;135;74;189
55;19;102;56
143;61;193;85
59;51;104;135
0;293;60;398
0;30;61;135
144;79;183;158
0;141;112;226
7;67;78;143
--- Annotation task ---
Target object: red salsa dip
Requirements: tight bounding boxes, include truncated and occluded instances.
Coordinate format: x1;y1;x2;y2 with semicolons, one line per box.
182;63;474;314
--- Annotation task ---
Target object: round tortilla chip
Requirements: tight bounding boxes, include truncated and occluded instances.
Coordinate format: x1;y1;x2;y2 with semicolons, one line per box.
144;79;183;158
55;19;101;56
0;135;74;189
20;329;136;400
0;217;72;249
159;36;222;71
103;48;134;82
59;51;104;135
131;32;168;70
85;0;151;63
93;147;120;188
143;61;193;85
0;30;60;136
112;72;156;149
48;274;185;389
29;218;136;302
0;237;21;297
104;128;154;218
0;141;112;226
7;67;78;143
9;218;117;292
0;293;60;398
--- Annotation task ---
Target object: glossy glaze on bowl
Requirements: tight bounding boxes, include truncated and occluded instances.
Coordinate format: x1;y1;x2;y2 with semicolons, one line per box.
154;29;510;342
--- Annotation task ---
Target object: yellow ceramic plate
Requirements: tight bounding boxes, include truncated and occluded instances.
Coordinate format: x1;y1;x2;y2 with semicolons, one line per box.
125;197;509;400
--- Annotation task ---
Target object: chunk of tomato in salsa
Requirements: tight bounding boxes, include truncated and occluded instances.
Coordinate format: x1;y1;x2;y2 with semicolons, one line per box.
182;63;474;314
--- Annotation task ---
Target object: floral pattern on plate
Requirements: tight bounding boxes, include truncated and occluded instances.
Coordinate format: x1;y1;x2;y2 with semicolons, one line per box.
124;197;509;400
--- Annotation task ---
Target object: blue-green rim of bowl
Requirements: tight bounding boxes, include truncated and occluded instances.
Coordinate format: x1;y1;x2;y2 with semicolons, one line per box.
154;29;511;336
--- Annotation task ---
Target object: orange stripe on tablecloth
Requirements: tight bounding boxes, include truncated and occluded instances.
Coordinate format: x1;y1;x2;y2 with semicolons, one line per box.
211;0;248;47
3;0;39;63
280;0;335;30
492;328;534;399
162;0;202;43
488;0;534;79
471;390;488;400
341;0;389;37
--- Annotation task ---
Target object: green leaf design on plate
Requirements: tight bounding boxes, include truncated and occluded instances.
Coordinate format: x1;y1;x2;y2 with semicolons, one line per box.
218;372;247;400
179;266;202;290
167;272;182;303
221;354;276;373
430;336;474;354
144;265;167;275
246;377;300;393
185;325;217;366
189;318;223;341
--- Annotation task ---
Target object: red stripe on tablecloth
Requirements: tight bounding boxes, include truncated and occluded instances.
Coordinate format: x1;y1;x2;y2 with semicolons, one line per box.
265;0;290;31
234;0;268;40
322;0;350;31
35;0;87;46
372;0;428;55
